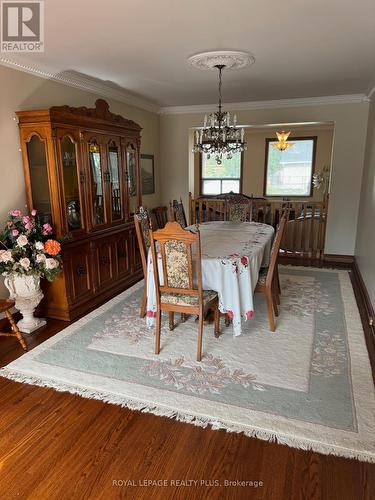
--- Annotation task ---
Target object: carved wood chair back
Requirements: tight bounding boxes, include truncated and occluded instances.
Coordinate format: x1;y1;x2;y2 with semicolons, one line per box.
265;213;287;289
150;222;203;305
152;206;170;229
170;198;188;228
134;206;150;279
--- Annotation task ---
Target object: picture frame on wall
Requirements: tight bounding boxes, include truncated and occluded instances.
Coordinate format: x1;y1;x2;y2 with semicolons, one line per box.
140;154;155;195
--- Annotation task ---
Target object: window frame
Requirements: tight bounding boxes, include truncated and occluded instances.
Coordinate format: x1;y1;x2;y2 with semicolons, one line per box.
263;136;317;198
199;147;244;196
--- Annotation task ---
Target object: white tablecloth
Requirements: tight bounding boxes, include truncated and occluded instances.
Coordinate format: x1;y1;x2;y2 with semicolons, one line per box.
146;221;274;336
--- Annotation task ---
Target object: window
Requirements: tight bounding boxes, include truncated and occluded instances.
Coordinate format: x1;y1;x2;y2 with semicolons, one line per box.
200;147;242;195
264;137;317;197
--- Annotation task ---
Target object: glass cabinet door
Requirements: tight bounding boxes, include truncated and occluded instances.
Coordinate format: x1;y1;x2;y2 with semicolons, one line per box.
126;143;138;217
60;135;83;231
108;142;122;221
89;140;106;226
26;134;52;225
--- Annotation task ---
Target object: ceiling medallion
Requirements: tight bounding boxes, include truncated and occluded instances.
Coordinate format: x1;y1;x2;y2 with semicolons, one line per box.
187;50;255;70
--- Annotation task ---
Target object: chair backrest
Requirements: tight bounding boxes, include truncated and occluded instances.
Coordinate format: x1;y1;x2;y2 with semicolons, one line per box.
227;200;252;222
134;206;150;278
149;222;203;306
265;213;287;288
170;198;187;228
152;206;169;229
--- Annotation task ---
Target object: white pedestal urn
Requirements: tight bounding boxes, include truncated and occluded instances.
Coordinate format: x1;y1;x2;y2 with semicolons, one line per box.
4;274;46;334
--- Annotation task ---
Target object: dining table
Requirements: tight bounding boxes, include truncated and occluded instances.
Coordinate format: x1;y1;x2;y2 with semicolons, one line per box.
145;221;275;336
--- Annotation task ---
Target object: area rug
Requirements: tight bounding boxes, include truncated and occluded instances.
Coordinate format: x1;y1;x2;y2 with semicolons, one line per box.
1;267;375;462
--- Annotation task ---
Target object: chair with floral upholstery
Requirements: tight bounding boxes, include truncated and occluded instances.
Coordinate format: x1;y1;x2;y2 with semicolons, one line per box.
170;198;188;228
255;213;287;331
226;198;252;222
134;206;151;318
149;221;220;361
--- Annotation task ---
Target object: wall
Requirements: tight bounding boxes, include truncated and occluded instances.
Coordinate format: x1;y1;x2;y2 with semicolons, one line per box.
193;125;334;202
355;100;375;308
160;101;369;255
0;64;161;298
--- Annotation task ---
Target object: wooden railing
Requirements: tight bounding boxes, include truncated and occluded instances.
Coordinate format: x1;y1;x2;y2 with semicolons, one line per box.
189;195;328;259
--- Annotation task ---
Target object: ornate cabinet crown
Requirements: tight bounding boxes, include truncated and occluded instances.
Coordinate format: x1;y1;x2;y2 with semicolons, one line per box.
17;99;143;321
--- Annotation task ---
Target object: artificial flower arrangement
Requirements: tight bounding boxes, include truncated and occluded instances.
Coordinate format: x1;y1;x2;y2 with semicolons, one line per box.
0;209;62;282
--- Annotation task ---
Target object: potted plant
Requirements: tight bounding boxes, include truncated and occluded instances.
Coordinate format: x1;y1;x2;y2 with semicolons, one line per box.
0;209;62;333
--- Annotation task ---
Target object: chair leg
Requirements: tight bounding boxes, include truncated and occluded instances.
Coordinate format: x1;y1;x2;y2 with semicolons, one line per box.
272;288;279;317
155;309;161;354
276;267;281;295
139;286;147;318
168;312;174;331
5;310;27;351
214;305;220;338
197;311;204;362
181;313;187;322
266;291;276;332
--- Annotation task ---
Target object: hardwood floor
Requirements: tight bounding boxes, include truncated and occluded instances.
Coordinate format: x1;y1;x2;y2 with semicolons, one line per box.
0;266;374;499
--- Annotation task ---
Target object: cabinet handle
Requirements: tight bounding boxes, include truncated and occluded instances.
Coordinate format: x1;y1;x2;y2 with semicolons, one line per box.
76;264;87;277
100;255;109;265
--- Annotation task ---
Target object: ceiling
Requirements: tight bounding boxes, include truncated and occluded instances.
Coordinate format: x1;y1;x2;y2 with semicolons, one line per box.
3;0;375;108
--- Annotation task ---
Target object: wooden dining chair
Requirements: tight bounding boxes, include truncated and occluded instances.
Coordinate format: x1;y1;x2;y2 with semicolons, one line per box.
134;206;151;318
227;200;252;222
150;221;220;361
0;300;27;351
255;214;287;332
170;198;187;228
152;206;170;229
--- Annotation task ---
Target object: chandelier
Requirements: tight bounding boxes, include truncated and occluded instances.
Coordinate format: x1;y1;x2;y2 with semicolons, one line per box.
192;65;246;164
271;131;294;152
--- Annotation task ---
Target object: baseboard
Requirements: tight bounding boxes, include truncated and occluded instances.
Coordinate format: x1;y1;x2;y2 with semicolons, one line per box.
352;259;375;332
323;254;354;264
351;258;375;382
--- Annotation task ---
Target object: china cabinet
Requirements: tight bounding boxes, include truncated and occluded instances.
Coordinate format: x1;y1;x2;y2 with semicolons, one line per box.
16;99;143;320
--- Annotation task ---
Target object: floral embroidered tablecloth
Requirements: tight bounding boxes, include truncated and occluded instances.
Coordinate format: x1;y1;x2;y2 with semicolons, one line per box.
146;221;275;336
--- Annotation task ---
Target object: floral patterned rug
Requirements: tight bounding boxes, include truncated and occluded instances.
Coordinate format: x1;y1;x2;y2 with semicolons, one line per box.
1;267;375;462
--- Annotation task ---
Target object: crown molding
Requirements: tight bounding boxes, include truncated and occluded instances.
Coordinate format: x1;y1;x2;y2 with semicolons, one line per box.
160;94;369;115
1;56;371;113
0;57;160;114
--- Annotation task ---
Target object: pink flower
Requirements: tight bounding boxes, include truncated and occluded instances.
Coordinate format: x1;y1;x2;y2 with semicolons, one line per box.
42;223;52;235
146;310;157;318
31;209;37;216
246;310;254;318
19;257;30;269
226;310;234;319
11;229;19;237
240;256;248;266
6;221;12;227
22;216;30;223
25;222;33;231
16;235;28;247
11;210;21;217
